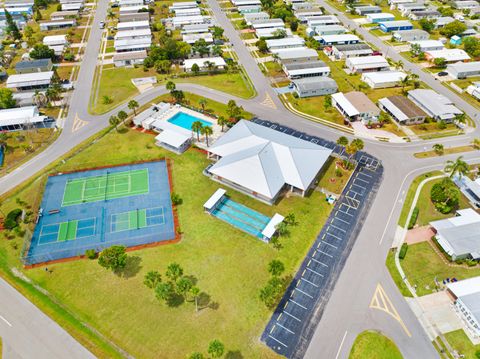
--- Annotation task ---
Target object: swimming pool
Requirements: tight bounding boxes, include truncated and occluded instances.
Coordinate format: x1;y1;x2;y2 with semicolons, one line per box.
168;111;212;131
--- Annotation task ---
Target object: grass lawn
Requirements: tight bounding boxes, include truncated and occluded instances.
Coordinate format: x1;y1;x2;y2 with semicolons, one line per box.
386;250;412;297
415;178;471;226
0;129;333;358
401;242;480;296
262;61;285;78
55;66;75;81
317;157;353;195
91;68;255;114
0;129;58;174
410;122;462;139
444;330;480;359
397;171;443;227
285;93;345;125
414;145;477;158
349;330;403;359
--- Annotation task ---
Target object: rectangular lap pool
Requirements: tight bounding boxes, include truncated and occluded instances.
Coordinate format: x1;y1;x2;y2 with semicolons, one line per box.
167;111;212;131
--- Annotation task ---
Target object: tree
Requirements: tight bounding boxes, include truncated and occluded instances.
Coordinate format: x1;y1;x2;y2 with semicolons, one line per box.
0;88;16;109
324;94;332;111
440;21;467;38
191;63;200;75
201;126;213;146
177;277;193;298
290;20;298;32
165;262;184;283
23;25;34;43
5;10;21;40
430;178;459;214
268;260;285;277
198;98;207;112
189;353;205;359
117;110;127;122
433;57;446;68
259;277;285;308
455;113;466;125
472;138;480;150
275;221;289;237
256;38;268;53
190;286;200;311
144;270;162;289
410;43;421;56
463;37;480;58
128;100;139;116
109;115;120;131
211;45;222;57
155;282;175;302
207;340;225;358
212;26;224;39
217;116;228;131
171;90;185;103
192;38;210;58
154;59;171;74
226;100;243;120
444;156;469;178
336;136;349;146
433;143;444;155
272;28;287;38
98;245;128;272
30;44;55;60
347;138;364;159
284;212;298;226
166;80;176;93
419;18;435;33
191;121;204;141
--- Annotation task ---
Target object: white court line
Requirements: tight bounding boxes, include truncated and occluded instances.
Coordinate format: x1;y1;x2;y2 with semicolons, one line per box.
0;314;12;327
354;176;369;184
351;183;366;191
338;206;354;216
358;169;374;178
268;334;289;348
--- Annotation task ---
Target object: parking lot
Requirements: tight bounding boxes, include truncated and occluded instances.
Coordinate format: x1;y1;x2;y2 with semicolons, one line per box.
254;120;383;359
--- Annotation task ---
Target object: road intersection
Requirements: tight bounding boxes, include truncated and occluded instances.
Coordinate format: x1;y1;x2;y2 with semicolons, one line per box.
1;0;480;357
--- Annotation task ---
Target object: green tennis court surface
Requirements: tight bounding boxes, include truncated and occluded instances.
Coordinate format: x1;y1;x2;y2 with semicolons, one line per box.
62;169;149;206
111;207;165;233
38;218;97;245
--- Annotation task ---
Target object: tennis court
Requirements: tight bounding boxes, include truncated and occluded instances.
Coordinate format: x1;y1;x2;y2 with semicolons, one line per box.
111;207;165;233
25;161;176;266
62;169;149;206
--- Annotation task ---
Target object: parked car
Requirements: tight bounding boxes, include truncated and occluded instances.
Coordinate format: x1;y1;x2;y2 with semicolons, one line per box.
438;71;448;77
99;21;105;29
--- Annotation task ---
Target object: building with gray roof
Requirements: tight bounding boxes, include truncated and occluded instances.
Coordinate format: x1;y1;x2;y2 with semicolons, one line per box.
447;276;480;338
408;89;462;121
205;120;332;204
447;61;480;79
330;43;373;59
293;77;338;97
282;60;330;78
378;95;427;124
15;58;53;74
393;29;429;41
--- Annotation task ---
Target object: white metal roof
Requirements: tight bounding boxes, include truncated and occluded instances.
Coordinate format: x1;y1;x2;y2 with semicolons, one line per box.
379;20;413;27
409;39;444;48
155;130;191;148
274;47;318;59
265;35;305;48
208;120;332;199
169;1;197;9
117;20;150;29
448;276;480;298
346;55;389;68
251;18;285;29
182;32;213;44
7;71;54;87
114;28;151;40
408;88;463;118
119;5;146;12
255;27;291;38
261;213;285;238
366;12;395;19
362;71;407;83
318;34;360;42
43;34;68;45
332;92;359;117
203;188;227;210
0;106;41;126
426;49;471;61
114;37;151;50
447;61;480;73
183;57;226;69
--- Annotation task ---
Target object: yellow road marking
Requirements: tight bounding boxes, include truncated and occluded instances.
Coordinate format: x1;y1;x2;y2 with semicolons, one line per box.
261;93;277;109
72;113;88;132
369;283;411;337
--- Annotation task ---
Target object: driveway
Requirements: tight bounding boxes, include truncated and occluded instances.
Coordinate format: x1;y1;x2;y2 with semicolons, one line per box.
406;226;436;245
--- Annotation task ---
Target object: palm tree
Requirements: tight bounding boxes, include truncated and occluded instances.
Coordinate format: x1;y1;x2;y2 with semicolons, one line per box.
198;98;207;112
208;340;225;359
433;143;444;155
191;121;203;141
268;260;285;277
401;74;410;93
201;126;213;146
336;136;349;146
444;156;469;179
217;116;228;131
166;81;176;93
117;110;128;122
128;100;139;116
455;113;466;125
109;115;120;131
165;262;183;283
190;286;200;311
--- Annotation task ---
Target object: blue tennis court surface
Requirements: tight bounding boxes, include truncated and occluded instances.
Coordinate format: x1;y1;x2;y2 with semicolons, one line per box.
25;161;176;265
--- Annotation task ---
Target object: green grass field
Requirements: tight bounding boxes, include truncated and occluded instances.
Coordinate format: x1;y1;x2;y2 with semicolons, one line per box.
401;242;480;296
386;251;412;297
0;129;332;358
443;330;480;359
349;330;403;359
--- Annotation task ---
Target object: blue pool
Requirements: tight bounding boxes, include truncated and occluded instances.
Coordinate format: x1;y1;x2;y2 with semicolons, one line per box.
168;111;212;130
212;198;270;238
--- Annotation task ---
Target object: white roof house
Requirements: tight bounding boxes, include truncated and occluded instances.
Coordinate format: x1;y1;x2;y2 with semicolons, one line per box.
409;39;444;52
251;18;285;29
169;1;197;10
425;49;471;63
118;0;143;7
232;0;261;5
174;7;201;16
114;29;151;40
114;37;152;52
431;209;480;260
243;11;270;24
332;91;380;123
255;27;291;38
408;89;462;121
393;29;429;41
172;15;211;28
447;61;480;79
183;57;227;71
315;34;360;45
265;36;305;50
282;60;330;78
361;71;407;88
6;71;54;90
307;15;340;27
60;2;82;10
182;32;213;44
447;276;480;337
181;23;210;34
116;20;150;31
0;106;54;132
346;55;390;73
366;12;395;22
448;276;480;298
206;120;332;204
43;34;68;46
119;5;147;13
273;47;318;63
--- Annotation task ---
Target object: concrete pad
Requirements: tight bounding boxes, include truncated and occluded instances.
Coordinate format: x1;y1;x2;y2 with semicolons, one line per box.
406;226;435;245
391;225;407;248
417;291;463;334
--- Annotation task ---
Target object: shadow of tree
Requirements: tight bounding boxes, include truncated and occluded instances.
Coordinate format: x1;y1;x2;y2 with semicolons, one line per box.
118;256;142;278
166;292;185;307
183;275;198;286
117;127;129;134
196;292;220;311
225;350;243;359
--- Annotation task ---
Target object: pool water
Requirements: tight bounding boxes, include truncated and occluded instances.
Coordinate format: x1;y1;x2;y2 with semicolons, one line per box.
168;111;212;131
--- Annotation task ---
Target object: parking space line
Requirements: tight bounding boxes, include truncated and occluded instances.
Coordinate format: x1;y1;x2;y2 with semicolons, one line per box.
321;241;338;249
359;170;373;178
290;299;308;310
326;232;343;241
269;334;289;348
276;322;296;335
283;310;302;322
329;224;346;233
317;249;334;257
295;287;314;299
310;257;328;267
334;214;350;224
354;177;369;184
306;267;324;277
301;277;320;288
352;182;366;191
338;207;354;216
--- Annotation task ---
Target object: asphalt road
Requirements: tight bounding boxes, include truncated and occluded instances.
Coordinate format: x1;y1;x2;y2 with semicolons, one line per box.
0;0;479;358
0;277;95;359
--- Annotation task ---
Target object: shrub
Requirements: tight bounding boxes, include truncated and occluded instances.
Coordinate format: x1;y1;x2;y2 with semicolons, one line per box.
171;192;183;206
399;243;408;260
408;207;419;229
85;249;96;259
475;349;480;359
4;208;22;229
335;168;343;177
467;259;478;267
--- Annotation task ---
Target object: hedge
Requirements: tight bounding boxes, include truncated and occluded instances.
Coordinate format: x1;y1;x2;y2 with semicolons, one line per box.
399;243;409;260
4;208;22;230
408;207;419;229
